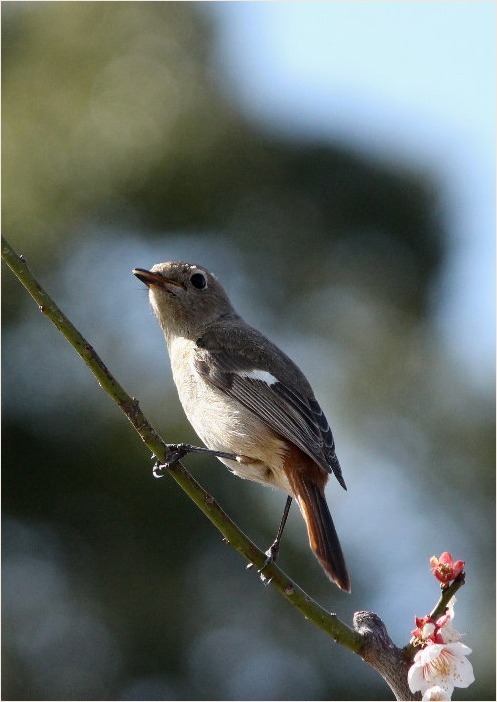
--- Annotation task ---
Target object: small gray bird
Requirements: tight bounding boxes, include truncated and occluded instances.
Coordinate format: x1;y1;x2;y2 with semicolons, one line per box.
133;261;350;591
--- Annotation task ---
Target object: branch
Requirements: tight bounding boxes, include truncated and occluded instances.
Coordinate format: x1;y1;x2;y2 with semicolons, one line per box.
2;235;362;653
428;572;466;621
354;612;420;701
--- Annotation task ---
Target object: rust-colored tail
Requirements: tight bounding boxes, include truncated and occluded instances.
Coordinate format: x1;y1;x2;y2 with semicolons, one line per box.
287;456;350;592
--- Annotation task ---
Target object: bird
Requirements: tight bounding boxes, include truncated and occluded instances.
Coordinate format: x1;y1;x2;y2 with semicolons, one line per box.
133;261;350;592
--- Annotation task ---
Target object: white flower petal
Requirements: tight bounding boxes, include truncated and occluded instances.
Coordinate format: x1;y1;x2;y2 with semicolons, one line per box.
446;642;472;657
408;661;429;693
448;651;475;688
408;641;474;694
420;643;446;663
439;623;462;644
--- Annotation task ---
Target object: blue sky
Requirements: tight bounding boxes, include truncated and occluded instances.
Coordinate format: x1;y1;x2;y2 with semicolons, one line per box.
208;1;496;388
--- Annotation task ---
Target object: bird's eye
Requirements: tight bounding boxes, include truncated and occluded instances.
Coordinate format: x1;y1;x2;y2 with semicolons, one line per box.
190;272;207;289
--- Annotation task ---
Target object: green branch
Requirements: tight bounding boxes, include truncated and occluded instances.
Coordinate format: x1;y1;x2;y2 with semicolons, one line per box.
2;235;362;653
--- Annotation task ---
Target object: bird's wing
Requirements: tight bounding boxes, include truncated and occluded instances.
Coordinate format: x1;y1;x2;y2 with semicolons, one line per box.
193;333;346;489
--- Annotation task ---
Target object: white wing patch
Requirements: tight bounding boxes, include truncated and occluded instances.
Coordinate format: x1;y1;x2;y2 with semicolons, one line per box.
238;369;278;385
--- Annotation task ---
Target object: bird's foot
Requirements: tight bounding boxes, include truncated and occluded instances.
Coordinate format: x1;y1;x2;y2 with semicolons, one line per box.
260;540;280;570
255;540;280;585
152;444;239;478
152;444;189;477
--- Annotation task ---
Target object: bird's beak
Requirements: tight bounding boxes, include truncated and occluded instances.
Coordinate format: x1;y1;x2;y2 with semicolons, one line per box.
133;268;184;290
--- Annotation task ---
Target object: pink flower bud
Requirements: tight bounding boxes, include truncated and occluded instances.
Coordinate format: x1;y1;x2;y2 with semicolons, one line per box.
429;552;465;584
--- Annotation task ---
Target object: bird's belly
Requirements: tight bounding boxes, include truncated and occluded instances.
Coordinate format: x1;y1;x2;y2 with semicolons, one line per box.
170;340;291;493
181;380;291;493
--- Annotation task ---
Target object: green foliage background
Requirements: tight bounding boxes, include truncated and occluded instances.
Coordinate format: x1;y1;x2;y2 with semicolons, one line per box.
2;3;494;700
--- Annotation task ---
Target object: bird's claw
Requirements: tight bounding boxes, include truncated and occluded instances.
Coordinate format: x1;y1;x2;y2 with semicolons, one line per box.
152;444;190;477
259;571;273;586
255;541;280;584
246;542;279;583
153;461;167;478
260;540;280;567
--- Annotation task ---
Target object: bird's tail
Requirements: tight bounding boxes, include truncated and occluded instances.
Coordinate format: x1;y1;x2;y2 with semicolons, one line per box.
288;465;351;592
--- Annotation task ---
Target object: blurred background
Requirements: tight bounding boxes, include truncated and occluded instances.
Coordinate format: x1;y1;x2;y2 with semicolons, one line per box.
2;2;495;700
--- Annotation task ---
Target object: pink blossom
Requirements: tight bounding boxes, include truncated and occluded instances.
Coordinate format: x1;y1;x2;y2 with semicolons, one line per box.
412;616;437;644
429;552;465;584
411;598;460;646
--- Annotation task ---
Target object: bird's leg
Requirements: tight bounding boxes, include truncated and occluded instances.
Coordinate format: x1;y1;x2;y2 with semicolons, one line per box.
153;443;239;477
258;495;293;577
